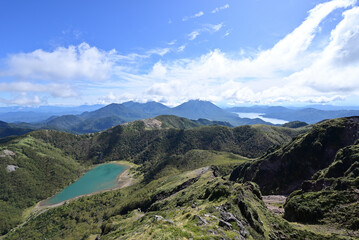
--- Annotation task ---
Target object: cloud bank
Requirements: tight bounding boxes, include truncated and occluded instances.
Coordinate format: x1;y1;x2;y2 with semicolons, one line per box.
1;0;359;106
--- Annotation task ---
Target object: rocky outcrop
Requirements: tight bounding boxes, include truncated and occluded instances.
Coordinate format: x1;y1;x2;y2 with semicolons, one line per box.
6;165;19;172
0;149;15;158
230;117;359;195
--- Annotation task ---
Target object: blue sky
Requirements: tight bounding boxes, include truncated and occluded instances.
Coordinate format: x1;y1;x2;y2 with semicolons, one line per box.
1;0;359;106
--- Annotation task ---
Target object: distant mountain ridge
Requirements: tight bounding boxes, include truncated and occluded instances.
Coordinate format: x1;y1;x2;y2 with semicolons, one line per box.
228;106;359;124
34;100;271;133
1;100;359;135
0;121;35;138
0;105;104;123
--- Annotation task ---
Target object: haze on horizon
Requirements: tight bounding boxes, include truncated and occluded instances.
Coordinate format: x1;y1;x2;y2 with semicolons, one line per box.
1;0;359;107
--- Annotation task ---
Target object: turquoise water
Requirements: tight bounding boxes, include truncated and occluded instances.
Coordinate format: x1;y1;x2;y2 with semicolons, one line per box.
45;163;126;205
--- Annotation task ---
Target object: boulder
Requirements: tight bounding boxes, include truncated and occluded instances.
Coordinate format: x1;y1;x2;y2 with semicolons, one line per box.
219;220;232;230
0;149;15;158
7;165;19;172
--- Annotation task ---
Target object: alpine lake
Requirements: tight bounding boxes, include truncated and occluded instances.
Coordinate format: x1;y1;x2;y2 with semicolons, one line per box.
44;163;127;205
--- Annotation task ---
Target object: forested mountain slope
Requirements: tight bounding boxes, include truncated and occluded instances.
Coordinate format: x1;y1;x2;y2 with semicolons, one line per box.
0;121;306;235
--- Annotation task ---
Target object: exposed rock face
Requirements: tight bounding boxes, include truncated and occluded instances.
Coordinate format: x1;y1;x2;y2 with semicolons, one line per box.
153;215;174;224
194;215;208;225
0;149;16;158
153;215;164;221
7;165;19;172
230;117;359;195
141;119;162;129
219;219;232;230
121;118;162;129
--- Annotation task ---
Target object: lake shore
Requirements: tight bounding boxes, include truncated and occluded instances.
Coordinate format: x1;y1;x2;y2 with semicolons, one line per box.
2;162;136;239
36;161;135;209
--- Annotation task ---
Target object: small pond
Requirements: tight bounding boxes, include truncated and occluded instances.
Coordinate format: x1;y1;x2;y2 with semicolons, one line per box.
45;163;126;205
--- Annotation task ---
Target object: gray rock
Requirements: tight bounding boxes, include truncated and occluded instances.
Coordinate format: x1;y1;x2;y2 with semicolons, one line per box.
194;215;208;225
204;214;218;219
233;230;246;240
219;220;232;230
0;150;15;158
219;210;247;236
153;215;164;222
7;165;19;172
220;211;237;222
153;215;174;224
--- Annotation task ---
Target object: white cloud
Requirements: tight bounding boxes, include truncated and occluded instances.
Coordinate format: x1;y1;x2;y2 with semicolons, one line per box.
211;4;230;14
3;42;117;81
287;6;359;94
128;0;359;106
194;11;204;18
188;31;200;40
208;23;223;32
177;45;186;52
2;0;359;107
146;48;170;56
0;82;78;98
0;94;43;106
182;11;204;21
187;23;223;41
168;40;176;45
224;31;231;37
1;43;172;83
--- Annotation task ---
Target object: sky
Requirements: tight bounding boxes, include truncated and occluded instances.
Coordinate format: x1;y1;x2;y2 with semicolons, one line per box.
1;0;359;107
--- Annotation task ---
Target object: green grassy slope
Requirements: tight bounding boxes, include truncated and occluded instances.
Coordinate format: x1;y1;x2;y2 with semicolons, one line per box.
284;142;359;230
86;122;306;181
0;121;307;237
30;121;304;169
6;166;338;240
123;115;233;130
0;121;35;138
155;115;201;129
0;135;84;235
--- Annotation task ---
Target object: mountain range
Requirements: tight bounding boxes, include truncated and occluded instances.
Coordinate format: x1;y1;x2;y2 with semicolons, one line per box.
0;100;271;135
228;106;359;124
1;115;358;239
1;100;359;137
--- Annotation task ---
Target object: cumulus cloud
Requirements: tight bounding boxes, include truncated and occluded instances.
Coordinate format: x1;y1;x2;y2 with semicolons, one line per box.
289;6;359;93
0;94;43;106
182;11;204;21
133;0;359;105
0;82;78;98
1;42;171;83
0;42;175;105
211;4;230;14
2;0;359;107
4;42;117;81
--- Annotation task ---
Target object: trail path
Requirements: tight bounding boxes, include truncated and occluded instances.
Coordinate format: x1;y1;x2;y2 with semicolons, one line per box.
262;195;286;215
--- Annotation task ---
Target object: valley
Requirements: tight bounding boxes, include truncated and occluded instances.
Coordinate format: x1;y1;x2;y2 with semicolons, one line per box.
0;114;358;239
